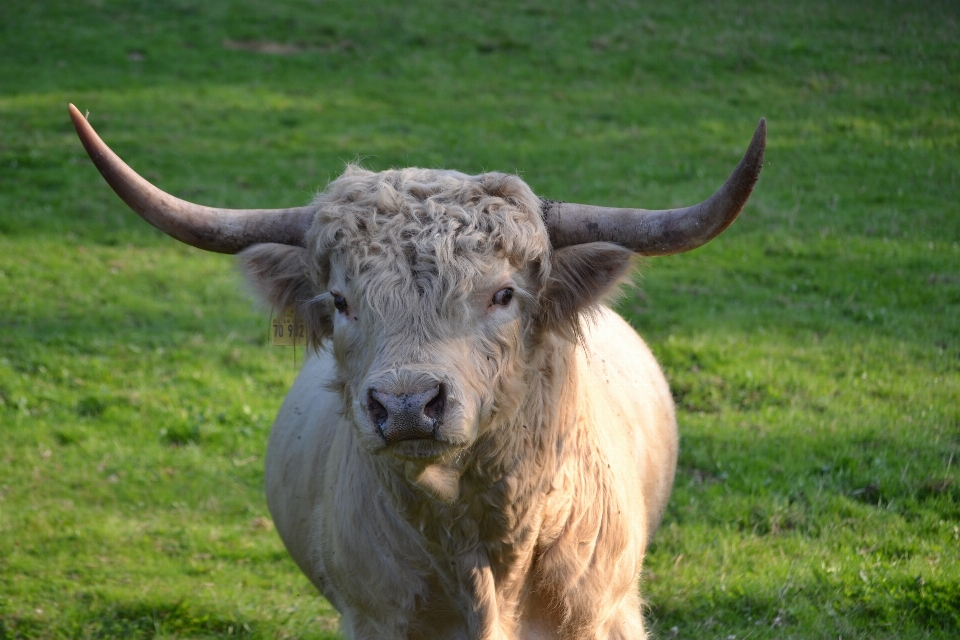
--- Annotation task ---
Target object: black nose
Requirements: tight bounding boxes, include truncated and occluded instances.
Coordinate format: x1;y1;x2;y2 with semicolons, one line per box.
367;383;446;444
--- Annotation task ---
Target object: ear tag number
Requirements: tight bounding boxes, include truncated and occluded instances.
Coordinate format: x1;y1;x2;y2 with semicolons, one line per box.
272;307;305;346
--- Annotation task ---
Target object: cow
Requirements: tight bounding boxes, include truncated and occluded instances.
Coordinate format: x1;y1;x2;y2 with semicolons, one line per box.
69;104;765;639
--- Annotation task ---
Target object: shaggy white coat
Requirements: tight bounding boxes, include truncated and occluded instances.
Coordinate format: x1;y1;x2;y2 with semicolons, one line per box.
241;166;678;639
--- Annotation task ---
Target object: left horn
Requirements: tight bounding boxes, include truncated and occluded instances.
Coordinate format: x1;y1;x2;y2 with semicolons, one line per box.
69;104;315;254
543;118;766;255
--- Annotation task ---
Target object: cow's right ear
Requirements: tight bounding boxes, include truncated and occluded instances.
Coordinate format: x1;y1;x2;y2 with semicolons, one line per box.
239;244;332;346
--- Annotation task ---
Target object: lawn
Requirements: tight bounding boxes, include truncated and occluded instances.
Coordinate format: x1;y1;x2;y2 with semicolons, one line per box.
1;0;958;638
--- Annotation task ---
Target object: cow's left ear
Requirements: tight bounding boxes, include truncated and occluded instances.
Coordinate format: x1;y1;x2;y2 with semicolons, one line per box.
538;242;635;336
239;244;332;346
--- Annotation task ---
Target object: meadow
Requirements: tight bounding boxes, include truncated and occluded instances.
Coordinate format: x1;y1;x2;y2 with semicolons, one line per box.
1;0;958;638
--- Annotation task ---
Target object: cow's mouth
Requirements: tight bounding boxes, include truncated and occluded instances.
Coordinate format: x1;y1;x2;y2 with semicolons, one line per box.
385;438;460;461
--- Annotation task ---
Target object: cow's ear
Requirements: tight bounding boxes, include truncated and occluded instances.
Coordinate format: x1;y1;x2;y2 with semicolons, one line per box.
539;242;635;337
239;244;332;346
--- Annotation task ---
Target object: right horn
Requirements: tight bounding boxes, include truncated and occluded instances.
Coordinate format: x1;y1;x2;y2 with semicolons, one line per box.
69;104;315;254
543;118;766;255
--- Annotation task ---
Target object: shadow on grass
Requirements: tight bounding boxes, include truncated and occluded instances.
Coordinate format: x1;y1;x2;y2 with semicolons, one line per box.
646;571;960;637
0;598;341;640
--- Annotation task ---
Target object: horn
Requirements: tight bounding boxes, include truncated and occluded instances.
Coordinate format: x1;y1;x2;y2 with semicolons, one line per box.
543;118;766;255
69;104;315;254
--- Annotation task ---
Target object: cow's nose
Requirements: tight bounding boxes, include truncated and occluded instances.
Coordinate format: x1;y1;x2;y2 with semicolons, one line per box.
367;383;446;444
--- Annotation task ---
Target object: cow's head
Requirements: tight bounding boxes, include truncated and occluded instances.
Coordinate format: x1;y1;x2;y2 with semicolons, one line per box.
69;104;764;501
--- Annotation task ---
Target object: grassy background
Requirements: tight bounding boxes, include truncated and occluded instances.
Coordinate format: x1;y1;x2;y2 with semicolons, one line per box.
1;0;958;638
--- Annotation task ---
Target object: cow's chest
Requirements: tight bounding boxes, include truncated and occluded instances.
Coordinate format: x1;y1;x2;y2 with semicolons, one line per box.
317;472;543;637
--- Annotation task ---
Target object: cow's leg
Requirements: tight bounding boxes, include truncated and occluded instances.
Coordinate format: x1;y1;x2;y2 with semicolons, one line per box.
459;554;511;640
602;593;646;640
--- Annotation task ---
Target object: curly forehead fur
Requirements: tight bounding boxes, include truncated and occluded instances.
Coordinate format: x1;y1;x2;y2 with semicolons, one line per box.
304;165;551;301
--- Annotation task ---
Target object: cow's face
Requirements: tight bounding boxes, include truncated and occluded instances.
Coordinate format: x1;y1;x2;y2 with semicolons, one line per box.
279;168;553;461
242;167;633;499
323;248;535;462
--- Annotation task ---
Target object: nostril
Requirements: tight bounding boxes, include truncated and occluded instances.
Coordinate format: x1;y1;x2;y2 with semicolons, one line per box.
423;383;445;423
367;390;389;428
367;383;445;444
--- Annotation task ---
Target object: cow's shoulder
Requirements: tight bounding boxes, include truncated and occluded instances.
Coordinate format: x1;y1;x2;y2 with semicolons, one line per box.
577;306;679;542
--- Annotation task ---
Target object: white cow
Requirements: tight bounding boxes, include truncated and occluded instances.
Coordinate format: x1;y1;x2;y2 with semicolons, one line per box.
69;104;764;639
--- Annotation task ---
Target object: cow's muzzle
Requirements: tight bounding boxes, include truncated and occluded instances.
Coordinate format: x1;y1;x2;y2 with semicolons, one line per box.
367;383;446;445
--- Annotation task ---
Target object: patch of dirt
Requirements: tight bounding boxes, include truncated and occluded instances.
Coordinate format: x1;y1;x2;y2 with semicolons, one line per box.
222;39;354;55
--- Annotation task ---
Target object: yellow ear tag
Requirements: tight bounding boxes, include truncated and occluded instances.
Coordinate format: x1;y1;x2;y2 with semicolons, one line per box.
272;307;305;346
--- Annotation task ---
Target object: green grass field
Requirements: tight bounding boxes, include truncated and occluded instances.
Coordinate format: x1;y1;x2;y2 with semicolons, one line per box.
1;0;958;638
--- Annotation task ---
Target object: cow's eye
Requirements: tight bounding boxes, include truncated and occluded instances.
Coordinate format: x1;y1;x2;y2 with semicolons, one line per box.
332;293;348;313
492;288;514;307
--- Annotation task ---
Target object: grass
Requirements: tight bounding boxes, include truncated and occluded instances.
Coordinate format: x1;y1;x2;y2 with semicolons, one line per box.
0;0;958;638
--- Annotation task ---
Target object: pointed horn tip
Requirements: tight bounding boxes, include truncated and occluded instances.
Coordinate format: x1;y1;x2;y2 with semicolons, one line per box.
68;104;96;144
741;117;767;182
754;117;767;150
734;117;767;205
68;103;84;124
